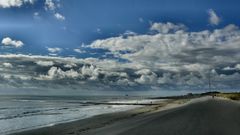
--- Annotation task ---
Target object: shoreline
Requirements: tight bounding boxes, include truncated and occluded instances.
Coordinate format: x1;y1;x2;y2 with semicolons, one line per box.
0;98;164;135
10;98;189;135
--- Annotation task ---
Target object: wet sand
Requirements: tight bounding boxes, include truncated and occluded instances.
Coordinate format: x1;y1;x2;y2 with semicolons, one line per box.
11;99;185;135
13;97;240;135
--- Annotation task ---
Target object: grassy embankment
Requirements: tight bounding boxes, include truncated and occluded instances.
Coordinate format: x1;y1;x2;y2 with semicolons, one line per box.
152;91;240;101
216;92;240;100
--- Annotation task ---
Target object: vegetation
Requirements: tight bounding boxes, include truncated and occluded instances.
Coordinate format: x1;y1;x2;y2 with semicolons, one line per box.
152;91;240;101
216;92;240;100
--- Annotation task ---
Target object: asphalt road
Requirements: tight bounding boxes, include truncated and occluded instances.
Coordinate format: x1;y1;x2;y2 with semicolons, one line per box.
83;98;240;135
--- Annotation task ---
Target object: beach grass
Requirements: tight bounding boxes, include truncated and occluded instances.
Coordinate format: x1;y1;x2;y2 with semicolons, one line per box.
216;92;240;100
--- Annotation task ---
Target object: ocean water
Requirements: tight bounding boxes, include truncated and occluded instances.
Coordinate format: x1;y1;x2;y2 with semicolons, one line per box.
0;95;159;135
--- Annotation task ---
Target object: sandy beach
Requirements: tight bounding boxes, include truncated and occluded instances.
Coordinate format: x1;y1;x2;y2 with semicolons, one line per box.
11;97;240;135
10;99;186;135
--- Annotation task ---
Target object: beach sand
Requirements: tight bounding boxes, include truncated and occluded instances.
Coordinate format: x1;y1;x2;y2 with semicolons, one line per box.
11;99;187;135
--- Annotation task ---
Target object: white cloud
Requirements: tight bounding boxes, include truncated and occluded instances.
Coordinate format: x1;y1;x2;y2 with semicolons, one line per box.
81;65;100;80
44;0;55;10
35;61;54;67
33;12;41;19
122;30;137;36
54;13;65;21
235;64;240;70
47;47;62;53
38;65;100;81
74;48;85;53
1;37;24;48
135;69;157;84
64;63;77;68
0;0;35;8
150;22;186;33
2;62;13;68
88;22;240;90
223;66;235;71
208;9;221;25
223;64;240;71
44;0;65;21
39;67;80;80
33;12;39;16
1;22;240;91
33;12;39;17
89;23;240;72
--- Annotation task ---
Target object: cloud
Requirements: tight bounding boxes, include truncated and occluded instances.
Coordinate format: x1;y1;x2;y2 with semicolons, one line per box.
44;0;65;21
47;47;62;53
54;13;65;21
208;9;221;25
0;22;240;92
33;12;39;16
39;66;80;80
74;48;86;53
0;54;136;90
235;64;240;70
122;30;137;36
2;62;13;68
0;0;35;8
223;64;240;71
89;24;240;71
35;60;54;67
135;69;157;84
88;22;240;90
0;0;65;22
150;22;186;33
44;0;55;11
33;11;39;17
1;37;24;48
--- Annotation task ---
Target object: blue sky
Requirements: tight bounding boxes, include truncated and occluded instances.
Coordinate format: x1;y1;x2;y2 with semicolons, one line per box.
1;0;240;56
0;0;240;95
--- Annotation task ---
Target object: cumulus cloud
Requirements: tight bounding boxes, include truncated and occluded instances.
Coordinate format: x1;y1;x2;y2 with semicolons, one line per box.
54;13;65;21
135;69;157;84
47;47;62;53
44;0;65;21
1;37;24;48
1;22;240;92
44;0;55;10
0;54;135;90
35;61;54;67
39;66;80;80
223;64;240;71
235;64;240;70
0;0;66;23
150;22;186;33
2;62;13;68
89;23;240;71
0;0;35;8
208;9;221;25
88;22;240;90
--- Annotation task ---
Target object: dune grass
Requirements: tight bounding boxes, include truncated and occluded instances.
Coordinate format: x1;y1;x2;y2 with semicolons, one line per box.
216;93;240;100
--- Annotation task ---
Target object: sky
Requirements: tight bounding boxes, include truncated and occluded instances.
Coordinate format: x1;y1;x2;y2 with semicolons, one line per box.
0;0;240;96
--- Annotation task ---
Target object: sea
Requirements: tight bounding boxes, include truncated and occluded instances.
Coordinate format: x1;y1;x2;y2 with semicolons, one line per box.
0;95;160;135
